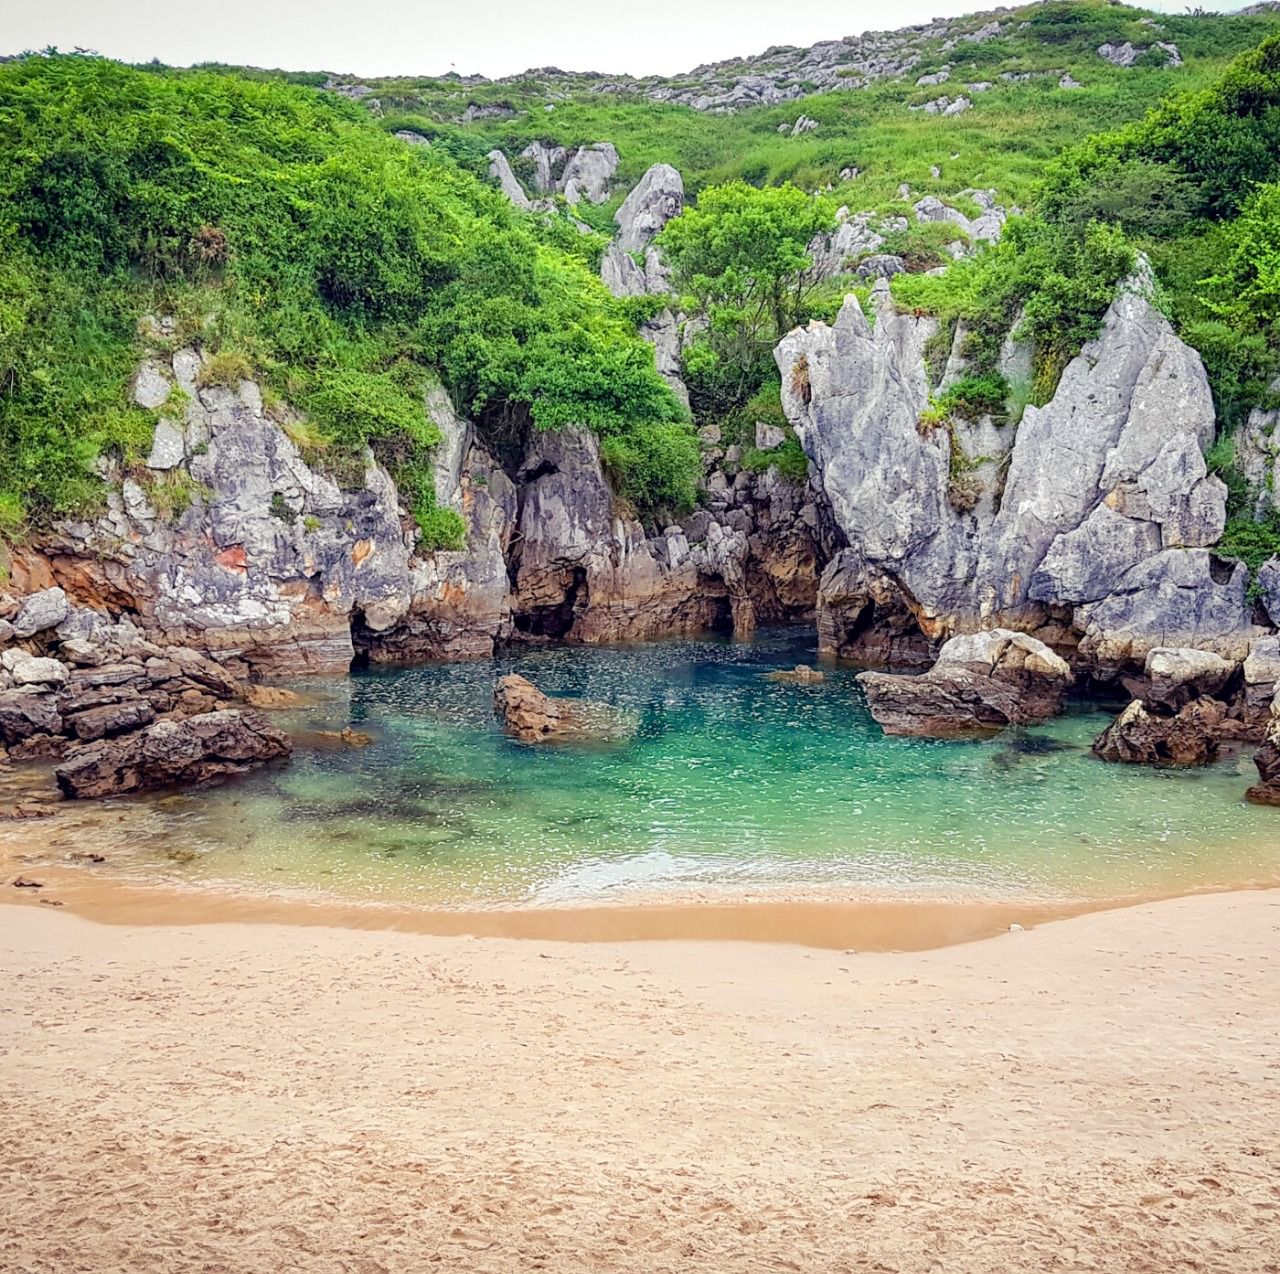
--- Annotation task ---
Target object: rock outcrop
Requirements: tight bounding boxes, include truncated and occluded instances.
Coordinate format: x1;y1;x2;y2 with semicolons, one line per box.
55;709;291;799
858;629;1072;737
776;263;1258;676
1093;697;1226;767
494;674;635;744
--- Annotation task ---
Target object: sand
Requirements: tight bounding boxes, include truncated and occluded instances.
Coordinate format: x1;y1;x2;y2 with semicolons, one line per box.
2;891;1278;1274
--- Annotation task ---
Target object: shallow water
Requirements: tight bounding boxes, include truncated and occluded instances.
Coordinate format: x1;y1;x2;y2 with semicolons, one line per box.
31;627;1277;909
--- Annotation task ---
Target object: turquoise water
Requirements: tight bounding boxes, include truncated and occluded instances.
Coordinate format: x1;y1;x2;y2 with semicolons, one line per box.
77;627;1279;908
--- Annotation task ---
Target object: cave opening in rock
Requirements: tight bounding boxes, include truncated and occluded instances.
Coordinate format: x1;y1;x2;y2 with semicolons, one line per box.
348;606;373;672
512;567;587;639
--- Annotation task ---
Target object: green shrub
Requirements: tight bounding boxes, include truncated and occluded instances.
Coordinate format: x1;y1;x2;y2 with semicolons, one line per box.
414;504;468;551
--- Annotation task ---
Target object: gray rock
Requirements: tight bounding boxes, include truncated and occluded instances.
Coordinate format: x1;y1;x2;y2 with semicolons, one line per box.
11;588;69;639
54;708;292;800
0;690;62;744
520;141;567;193
147;415;188;469
559;143;618;205
856;254;907;279
859;629;1072;737
66;696;157;742
0;650;70;688
1143;647;1236;709
755;422;787;451
1243;636;1280;713
130;363;171;410
1260;557;1280;626
486;150;532;210
614;164;684;254
1077;551;1255;668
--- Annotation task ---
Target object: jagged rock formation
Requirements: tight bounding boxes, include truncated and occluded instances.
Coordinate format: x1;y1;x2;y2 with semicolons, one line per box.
775;265;1260;676
858;629;1072;736
55;709;291;799
486;141;620;209
493;673;636;743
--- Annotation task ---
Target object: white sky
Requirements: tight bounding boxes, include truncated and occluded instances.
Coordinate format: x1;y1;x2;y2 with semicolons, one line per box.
1;0;1250;80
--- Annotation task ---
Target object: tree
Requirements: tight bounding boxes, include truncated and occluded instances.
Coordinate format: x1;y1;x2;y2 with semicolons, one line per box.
658;181;834;398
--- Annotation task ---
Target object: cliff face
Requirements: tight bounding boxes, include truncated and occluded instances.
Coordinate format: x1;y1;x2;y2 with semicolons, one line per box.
17;348;829;677
775;267;1266;672
8;163;1278;688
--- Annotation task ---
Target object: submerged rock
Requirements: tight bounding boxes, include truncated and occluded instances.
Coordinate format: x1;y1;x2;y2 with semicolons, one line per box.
494;674;636;744
858;629;1071;737
54;709;292;799
766;664;825;684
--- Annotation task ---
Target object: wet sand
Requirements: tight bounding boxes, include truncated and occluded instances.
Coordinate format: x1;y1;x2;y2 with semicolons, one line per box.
2;891;1278;1272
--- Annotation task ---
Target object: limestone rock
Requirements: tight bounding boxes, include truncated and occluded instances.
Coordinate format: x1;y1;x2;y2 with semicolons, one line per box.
54;709;291;799
486;150;532;210
0;691;63;745
1260;557;1280;626
1;650;69;688
1093;698;1226;767
11;588;69;639
858;629;1071;737
560;143;618;205
147;419;186;470
1142;647;1237;710
1246;703;1280;805
614;164;684;253
765;665;825;684
493;674;635;744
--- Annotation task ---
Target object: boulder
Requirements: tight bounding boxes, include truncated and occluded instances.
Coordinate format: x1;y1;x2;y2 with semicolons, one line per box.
1246;695;1280;805
858;629;1072;737
54;709;292;799
65;696;157;742
0;691;62;745
559;142;619;205
1;650;70;688
1243;636;1280;715
1092;697;1226;767
1141;647;1236;710
494;674;636;744
1260;557;1280;627
486;150;532;210
755;421;787;451
11;587;69;639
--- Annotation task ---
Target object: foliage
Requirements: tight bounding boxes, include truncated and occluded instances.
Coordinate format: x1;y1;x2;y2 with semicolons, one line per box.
0;54;696;533
741;433;809;482
659;182;834;391
1218;511;1280;582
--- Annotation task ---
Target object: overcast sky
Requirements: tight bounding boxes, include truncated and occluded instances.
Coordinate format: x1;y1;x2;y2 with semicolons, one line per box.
3;0;1250;80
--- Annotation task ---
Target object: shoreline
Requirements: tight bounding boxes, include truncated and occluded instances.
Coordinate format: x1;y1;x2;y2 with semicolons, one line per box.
5;856;1277;950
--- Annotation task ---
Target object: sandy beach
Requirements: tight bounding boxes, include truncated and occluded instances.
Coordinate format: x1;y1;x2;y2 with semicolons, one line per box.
2;890;1278;1273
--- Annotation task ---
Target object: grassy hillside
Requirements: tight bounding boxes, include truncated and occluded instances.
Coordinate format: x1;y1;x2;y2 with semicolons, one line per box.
0;56;696;544
332;3;1280;210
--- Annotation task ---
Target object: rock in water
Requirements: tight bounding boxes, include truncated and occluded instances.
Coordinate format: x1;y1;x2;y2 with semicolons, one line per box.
1092;698;1227;767
54;709;292;799
858;629;1072;737
1246;690;1280;805
494;674;635;744
766;665;825;684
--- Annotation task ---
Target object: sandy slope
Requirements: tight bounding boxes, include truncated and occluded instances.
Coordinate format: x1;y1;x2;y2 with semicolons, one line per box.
1;892;1278;1274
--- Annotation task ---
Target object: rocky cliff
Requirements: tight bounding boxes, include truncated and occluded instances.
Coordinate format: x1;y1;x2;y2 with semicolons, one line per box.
775;263;1270;675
